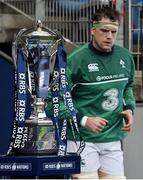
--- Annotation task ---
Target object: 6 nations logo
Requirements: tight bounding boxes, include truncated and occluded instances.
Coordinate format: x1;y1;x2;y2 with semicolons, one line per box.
0;163;32;171
43;161;75;170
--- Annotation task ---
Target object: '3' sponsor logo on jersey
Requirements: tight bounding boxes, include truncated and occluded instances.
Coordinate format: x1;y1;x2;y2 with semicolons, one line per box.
88;63;99;72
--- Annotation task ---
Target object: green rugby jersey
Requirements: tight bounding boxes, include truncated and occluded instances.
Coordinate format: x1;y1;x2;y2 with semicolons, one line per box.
66;43;136;142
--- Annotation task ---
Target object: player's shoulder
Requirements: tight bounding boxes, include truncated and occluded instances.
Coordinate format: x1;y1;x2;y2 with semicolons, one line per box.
114;44;132;55
68;43;89;59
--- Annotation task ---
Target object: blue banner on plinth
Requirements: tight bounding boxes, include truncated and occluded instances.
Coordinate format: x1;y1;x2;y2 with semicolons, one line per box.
0;154;80;177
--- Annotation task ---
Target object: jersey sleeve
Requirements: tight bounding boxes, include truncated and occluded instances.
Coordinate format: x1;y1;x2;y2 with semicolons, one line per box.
123;55;136;112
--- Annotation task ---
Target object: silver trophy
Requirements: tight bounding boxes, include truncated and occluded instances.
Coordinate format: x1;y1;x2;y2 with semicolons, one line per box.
12;20;61;155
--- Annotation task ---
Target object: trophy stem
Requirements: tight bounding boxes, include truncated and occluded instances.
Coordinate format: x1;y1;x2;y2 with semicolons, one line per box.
35;97;47;119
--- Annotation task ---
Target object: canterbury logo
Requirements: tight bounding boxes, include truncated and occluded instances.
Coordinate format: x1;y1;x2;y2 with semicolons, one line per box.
88;63;99;72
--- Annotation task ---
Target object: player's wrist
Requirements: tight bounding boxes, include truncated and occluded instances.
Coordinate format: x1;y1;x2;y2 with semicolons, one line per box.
123;105;134;114
126;109;133;115
80;116;88;127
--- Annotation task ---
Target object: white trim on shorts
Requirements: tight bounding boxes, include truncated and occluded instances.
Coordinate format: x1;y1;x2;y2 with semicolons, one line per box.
67;140;124;176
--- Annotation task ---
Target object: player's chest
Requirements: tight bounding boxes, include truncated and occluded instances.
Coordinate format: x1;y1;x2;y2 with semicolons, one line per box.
82;56;130;83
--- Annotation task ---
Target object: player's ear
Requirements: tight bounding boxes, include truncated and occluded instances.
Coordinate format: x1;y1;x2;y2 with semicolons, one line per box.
91;28;95;36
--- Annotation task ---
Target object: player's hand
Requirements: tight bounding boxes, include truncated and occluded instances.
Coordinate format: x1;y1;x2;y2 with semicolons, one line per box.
85;117;108;133
121;109;133;132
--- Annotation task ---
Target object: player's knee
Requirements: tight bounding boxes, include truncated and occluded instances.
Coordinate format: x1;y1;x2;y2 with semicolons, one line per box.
99;171;126;179
100;175;126;179
72;171;99;179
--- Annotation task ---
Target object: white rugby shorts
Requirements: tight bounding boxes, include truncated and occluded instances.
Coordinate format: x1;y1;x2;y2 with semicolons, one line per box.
67;140;124;176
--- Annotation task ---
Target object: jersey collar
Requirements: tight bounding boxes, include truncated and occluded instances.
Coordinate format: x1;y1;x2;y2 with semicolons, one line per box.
89;42;114;56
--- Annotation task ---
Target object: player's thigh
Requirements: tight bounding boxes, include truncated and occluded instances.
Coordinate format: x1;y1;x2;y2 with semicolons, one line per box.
99;141;125;176
67;140;100;172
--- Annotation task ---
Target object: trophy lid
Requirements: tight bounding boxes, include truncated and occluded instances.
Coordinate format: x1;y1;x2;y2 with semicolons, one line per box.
27;20;57;40
27;30;53;37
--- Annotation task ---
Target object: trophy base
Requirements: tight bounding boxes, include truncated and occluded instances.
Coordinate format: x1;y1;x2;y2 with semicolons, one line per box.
19;118;58;155
19;149;58;155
